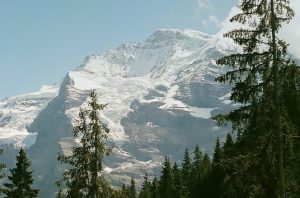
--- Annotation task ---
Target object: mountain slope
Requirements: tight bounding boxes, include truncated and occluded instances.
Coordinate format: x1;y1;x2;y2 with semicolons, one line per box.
0;85;58;147
0;29;236;197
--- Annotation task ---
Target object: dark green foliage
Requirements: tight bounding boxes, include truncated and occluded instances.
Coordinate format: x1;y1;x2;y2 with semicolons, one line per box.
151;176;159;198
3;148;39;198
223;134;234;157
210;139;224;198
158;157;175;198
172;163;184;198
57;90;112;197
181;149;191;197
213;0;299;197
136;146;213;198
129;177;137;198
139;174;151;198
0;149;5;179
190;145;202;198
198;153;212;197
0;149;6;195
115;179;137;198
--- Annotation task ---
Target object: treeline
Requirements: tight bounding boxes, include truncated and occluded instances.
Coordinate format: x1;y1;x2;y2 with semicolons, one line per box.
117;138;233;198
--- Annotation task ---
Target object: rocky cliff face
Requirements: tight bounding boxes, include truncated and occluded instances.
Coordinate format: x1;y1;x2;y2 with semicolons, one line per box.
0;29;236;197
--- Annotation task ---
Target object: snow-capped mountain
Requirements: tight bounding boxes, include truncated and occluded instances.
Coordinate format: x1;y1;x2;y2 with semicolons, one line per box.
0;29;236;197
0;85;59;147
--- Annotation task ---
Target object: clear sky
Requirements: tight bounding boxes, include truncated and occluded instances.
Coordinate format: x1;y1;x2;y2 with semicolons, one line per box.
1;0;299;99
0;0;238;98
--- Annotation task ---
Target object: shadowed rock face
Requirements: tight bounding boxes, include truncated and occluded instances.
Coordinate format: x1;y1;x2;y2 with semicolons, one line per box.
27;76;75;197
0;29;236;197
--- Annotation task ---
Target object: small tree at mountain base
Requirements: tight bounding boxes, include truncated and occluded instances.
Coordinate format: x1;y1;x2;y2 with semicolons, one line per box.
3;148;38;198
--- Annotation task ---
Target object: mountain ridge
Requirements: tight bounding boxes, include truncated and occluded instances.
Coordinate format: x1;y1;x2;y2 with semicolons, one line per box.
0;28;234;197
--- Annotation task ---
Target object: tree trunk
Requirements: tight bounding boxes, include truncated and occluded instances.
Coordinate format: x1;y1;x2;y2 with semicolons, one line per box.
270;1;285;197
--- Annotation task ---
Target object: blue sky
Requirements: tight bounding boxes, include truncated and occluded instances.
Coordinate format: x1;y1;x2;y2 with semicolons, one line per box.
0;0;246;98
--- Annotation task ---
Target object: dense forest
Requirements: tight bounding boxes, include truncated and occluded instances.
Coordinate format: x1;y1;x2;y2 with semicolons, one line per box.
0;0;299;197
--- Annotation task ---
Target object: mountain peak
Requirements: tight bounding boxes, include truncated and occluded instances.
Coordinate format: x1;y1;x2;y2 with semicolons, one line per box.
146;29;211;45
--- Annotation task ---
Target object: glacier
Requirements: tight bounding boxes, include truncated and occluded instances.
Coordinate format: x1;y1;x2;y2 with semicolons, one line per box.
0;29;236;197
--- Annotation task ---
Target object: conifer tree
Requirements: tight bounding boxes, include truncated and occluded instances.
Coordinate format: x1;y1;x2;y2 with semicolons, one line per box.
58;90;112;197
129;177;136;198
158;157;175;198
139;174;151;198
3;148;39;198
223;134;234;157
197;153;212;197
212;139;223;165
172;162;184;198
190;145;203;198
120;184;130;198
151;176;159;198
88;90;112;197
0;149;6;195
181;149;191;197
215;0;297;197
210;139;224;198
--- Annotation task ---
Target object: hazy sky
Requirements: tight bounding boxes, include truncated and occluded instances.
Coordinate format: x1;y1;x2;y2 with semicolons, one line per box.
1;0;299;99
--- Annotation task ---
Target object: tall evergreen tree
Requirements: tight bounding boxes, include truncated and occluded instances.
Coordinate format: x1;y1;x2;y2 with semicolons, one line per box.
223;134;234;157
151;176;159;198
58;90;112;198
215;0;297;197
3;148;38;198
190;145;203;198
0;149;6;195
181;149;191;197
129;177;136;198
158;157;175;198
88;90;112;197
197;153;212;197
210;139;224;198
139;174;151;198
57;107;90;198
172;162;184;198
212;139;223;166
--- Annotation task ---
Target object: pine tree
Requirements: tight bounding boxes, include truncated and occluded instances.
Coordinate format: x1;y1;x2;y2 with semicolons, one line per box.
58;90;112;197
172;162;184;198
181;149;191;197
223;134;234;158
88;90;112;197
197;153;212;197
215;0;297;197
212;139;223;165
139;174;151;198
158;157;175;198
280;62;300;196
190;145;203;198
151;176;159;198
0;149;6;195
220;134;240;198
120;184;130;198
210;139;224;198
3;148;39;198
129;177;136;198
57;107;90;197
